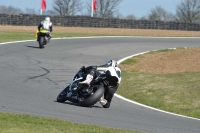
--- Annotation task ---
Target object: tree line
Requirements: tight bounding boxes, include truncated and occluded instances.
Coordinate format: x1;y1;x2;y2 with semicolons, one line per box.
1;0;200;23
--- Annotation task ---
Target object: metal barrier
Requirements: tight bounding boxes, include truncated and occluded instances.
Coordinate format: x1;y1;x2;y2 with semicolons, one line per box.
0;14;200;31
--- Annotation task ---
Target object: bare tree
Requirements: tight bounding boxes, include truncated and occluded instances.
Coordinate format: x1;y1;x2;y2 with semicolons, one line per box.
175;0;200;23
52;0;83;16
25;8;37;15
139;16;148;20
43;10;57;16
148;5;175;21
0;5;23;15
85;0;123;18
99;0;123;18
115;12;124;19
125;14;136;20
0;5;7;14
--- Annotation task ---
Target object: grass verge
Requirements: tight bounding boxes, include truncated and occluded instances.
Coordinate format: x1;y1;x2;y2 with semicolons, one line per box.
0;31;114;43
118;49;200;119
0;112;140;133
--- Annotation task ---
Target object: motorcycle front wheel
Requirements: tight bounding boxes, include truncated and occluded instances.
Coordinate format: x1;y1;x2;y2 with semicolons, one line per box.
57;86;69;103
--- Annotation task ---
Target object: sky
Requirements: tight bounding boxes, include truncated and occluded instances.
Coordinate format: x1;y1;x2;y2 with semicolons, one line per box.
0;0;181;18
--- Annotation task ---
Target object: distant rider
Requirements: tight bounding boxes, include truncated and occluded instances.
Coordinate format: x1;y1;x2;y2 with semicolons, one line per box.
67;60;121;108
37;16;53;42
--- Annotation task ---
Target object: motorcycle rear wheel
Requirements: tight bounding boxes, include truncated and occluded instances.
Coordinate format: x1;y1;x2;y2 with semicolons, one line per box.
39;36;45;49
79;85;104;107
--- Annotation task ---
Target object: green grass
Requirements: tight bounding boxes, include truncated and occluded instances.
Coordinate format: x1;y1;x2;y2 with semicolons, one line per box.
118;48;200;119
118;64;200;119
147;48;186;54
0;32;34;42
0;112;140;133
148;49;175;54
0;32;144;133
0;31;115;43
120;58;138;65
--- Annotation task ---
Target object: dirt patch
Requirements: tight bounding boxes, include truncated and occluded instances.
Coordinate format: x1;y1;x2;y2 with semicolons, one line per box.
1;25;200;37
121;48;200;74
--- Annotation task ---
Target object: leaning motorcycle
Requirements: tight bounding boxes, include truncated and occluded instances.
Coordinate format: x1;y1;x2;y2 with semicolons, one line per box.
36;29;51;49
56;69;106;107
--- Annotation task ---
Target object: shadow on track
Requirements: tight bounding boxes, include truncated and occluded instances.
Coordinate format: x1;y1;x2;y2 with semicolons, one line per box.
25;45;40;49
54;101;101;108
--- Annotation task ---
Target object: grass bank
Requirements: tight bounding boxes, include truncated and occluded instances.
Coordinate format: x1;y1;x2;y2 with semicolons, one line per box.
0;31;113;43
118;48;200;119
1;25;200;43
0;112;140;133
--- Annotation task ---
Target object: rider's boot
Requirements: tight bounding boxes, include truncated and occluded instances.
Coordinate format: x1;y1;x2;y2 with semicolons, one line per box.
48;34;51;42
99;96;107;106
44;36;48;44
79;74;93;85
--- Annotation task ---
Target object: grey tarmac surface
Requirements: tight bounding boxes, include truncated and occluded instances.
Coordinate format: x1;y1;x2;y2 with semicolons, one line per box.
0;37;200;133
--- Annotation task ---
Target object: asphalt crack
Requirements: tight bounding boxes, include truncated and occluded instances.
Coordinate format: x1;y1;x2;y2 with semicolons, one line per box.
24;66;50;82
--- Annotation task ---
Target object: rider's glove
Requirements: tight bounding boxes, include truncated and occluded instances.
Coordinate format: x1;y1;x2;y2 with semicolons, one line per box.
105;70;111;78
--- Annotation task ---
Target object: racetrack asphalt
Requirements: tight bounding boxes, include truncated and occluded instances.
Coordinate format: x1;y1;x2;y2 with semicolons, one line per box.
0;36;200;133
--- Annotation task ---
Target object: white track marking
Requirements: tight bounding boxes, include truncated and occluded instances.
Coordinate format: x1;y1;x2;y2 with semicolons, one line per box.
1;36;200;45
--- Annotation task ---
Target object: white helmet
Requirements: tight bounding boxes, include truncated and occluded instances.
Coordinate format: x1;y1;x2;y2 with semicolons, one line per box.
106;60;118;67
45;17;50;21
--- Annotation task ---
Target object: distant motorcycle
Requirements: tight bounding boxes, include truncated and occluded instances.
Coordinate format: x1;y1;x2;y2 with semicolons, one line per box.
36;29;51;49
56;68;111;107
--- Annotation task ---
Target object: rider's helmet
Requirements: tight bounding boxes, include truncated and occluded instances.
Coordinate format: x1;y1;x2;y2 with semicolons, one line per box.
106;60;118;67
45;17;50;21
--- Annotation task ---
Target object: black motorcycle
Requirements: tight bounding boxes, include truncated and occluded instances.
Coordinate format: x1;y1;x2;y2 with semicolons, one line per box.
56;69;108;107
37;29;51;49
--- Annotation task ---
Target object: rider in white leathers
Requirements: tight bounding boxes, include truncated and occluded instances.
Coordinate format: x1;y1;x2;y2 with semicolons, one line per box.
37;17;53;41
78;60;121;108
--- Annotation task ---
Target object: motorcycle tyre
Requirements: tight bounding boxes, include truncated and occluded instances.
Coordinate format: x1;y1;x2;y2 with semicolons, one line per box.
57;86;69;103
79;85;104;107
39;36;45;49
